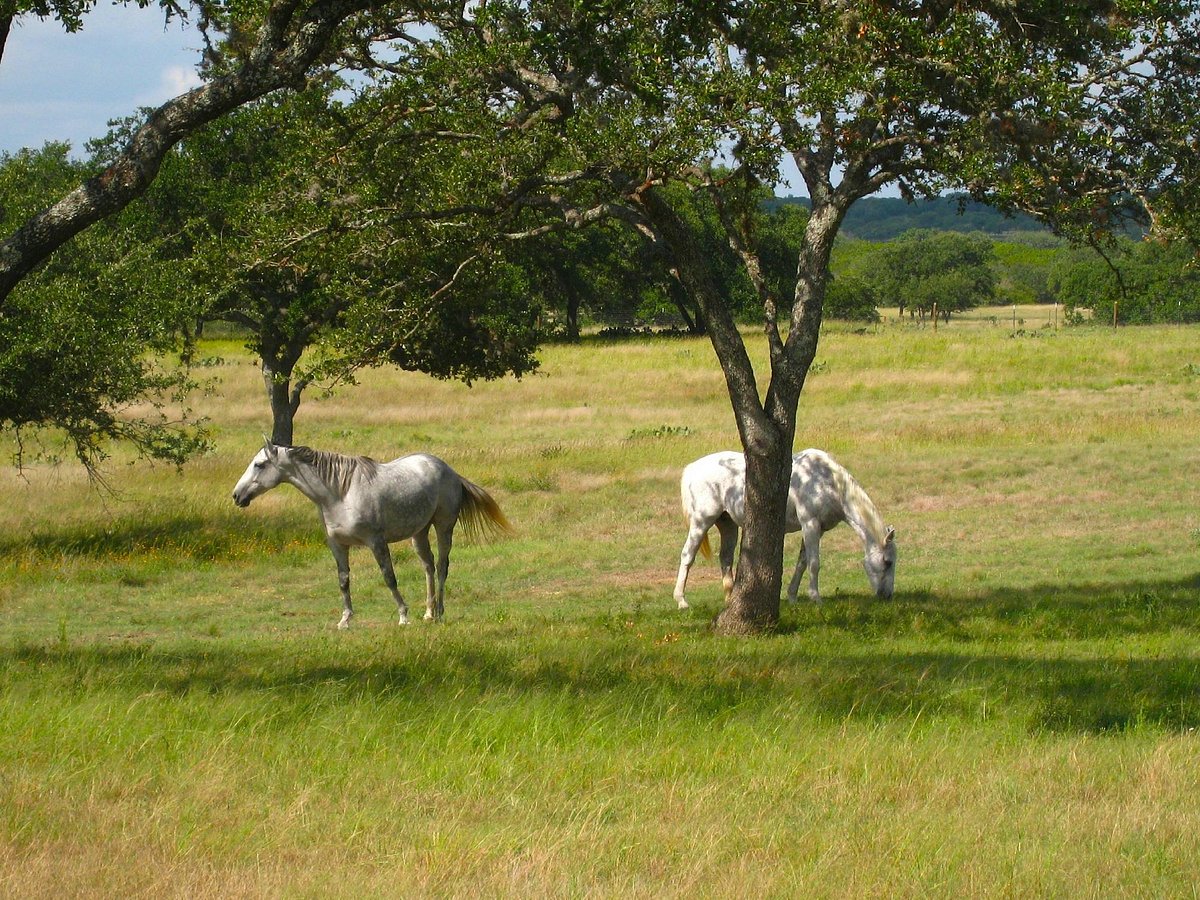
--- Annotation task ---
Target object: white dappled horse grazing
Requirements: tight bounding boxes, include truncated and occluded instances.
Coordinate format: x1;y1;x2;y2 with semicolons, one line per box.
674;449;896;609
233;440;511;628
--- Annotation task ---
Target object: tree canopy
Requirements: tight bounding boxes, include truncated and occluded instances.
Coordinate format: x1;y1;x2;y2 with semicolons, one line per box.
1054;239;1200;324
95;70;550;444
869;230;997;320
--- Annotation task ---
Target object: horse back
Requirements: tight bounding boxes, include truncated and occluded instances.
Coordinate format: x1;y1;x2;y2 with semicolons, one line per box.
349;453;459;536
790;449;847;530
681;451;747;525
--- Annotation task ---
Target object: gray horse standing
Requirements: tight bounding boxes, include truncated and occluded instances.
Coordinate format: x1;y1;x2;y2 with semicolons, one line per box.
233;440;510;628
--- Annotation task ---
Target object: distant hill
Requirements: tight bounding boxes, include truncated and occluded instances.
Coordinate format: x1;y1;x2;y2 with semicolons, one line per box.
767;193;1047;242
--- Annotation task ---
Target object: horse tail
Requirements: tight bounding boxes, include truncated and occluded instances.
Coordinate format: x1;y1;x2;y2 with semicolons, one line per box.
457;477;513;543
680;469;713;560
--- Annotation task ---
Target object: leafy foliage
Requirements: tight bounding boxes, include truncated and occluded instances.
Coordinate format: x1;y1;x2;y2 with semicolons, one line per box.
825;275;880;323
990;240;1062;305
1053;239;1200;323
5;0;1200;509
108;83;543;442
864;230;997;319
0;145;206;469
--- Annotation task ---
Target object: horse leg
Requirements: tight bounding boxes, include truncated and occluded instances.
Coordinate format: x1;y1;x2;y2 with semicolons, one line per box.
432;523;453;620
786;536;807;605
411;527;437;621
328;540;354;630
714;514;738;601
802;522;823;603
368;538;409;625
673;518;713;610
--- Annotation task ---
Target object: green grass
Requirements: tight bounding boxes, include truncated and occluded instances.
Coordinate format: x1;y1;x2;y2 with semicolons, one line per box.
2;317;1199;896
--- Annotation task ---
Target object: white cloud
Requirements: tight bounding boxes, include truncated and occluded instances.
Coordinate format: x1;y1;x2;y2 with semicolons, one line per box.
138;64;205;106
163;64;205;96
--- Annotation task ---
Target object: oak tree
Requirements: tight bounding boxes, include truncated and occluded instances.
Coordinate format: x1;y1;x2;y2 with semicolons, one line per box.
451;0;1200;632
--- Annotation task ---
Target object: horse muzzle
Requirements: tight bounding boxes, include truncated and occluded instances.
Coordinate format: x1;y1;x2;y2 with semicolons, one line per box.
233;491;252;508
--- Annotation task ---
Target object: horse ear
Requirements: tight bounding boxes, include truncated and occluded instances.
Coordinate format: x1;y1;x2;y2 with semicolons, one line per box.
262;435;277;457
885;526;895;544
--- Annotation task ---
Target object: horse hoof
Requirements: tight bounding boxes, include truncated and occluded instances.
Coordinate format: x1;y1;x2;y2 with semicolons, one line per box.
337;620;350;631
676;599;690;610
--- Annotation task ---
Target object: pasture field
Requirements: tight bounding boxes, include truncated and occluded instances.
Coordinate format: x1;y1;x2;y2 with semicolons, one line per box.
2;312;1199;897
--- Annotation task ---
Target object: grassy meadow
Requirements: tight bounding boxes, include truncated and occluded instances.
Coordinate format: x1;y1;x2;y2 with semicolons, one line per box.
2;309;1199;896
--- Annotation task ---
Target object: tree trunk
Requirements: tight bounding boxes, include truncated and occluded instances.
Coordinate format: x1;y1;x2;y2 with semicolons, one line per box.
666;276;705;334
714;434;793;633
553;263;582;341
0;0;371;307
259;333;307;445
261;355;304;448
263;362;299;446
635;184;844;634
635;188;790;631
717;199;841;630
566;291;581;341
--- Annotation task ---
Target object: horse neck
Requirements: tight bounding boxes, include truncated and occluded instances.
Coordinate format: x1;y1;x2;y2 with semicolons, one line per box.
282;449;358;508
837;471;886;549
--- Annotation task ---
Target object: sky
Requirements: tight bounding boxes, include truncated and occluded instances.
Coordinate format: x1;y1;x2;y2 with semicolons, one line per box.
0;5;203;156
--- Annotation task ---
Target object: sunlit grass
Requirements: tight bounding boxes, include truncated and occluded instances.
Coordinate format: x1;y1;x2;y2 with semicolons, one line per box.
2;318;1199;895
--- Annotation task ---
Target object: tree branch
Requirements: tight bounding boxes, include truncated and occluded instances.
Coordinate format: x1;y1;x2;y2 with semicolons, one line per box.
703;172;785;364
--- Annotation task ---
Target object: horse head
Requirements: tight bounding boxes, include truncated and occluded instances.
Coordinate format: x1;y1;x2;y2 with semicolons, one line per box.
863;526;897;599
232;439;288;508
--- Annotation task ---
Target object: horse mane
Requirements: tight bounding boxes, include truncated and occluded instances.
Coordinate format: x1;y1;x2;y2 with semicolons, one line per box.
288;445;379;495
834;463;888;546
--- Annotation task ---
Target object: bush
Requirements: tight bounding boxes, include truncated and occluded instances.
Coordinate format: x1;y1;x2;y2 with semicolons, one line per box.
825;275;881;322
